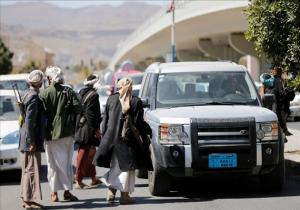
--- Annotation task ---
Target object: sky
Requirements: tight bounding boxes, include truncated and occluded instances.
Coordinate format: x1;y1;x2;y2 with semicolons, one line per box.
0;0;169;8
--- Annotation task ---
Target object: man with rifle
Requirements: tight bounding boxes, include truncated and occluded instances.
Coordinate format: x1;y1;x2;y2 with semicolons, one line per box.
17;70;46;209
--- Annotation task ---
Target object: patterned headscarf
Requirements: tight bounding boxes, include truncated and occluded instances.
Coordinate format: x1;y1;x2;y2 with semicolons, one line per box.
27;69;44;85
45;66;64;84
260;73;274;88
117;77;133;114
83;74;100;88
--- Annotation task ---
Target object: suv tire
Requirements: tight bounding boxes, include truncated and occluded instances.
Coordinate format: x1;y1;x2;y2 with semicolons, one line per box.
136;169;148;179
148;147;170;195
260;156;285;191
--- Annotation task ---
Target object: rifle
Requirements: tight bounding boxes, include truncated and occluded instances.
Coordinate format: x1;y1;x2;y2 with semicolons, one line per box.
12;84;26;125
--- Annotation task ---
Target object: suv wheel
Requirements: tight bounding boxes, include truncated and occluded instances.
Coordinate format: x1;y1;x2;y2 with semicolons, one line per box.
148;148;170;195
136;169;148;179
260;159;285;191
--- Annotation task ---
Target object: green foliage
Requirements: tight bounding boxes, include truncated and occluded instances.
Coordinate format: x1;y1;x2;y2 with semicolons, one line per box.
79;66;92;80
288;75;300;91
71;64;82;72
0;37;14;75
245;0;300;76
19;61;42;73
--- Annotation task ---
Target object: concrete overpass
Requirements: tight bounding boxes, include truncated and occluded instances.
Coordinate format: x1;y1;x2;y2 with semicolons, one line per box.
108;0;268;81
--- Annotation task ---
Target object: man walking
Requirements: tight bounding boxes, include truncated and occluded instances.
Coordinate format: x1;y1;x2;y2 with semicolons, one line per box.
75;74;102;189
40;66;82;202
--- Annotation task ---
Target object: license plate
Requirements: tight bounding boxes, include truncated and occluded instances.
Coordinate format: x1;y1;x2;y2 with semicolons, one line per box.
208;153;237;168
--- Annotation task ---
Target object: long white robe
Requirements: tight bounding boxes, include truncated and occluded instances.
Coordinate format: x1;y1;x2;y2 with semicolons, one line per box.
100;154;135;193
44;136;74;192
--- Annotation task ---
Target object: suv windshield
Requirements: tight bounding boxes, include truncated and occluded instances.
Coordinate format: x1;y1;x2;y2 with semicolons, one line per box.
0;96;19;121
156;71;258;108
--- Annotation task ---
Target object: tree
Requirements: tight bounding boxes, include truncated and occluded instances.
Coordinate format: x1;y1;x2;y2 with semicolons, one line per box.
0;37;14;75
80;66;92;80
245;0;300;77
19;60;42;73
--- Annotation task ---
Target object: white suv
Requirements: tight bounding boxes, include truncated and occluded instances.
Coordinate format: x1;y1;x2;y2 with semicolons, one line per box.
139;61;284;195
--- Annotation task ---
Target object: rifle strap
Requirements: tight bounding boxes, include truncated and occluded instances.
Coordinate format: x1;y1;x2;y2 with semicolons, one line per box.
22;91;32;103
82;90;95;105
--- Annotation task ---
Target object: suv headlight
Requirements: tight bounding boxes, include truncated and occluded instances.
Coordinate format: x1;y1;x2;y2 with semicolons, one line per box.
160;124;189;144
256;122;278;141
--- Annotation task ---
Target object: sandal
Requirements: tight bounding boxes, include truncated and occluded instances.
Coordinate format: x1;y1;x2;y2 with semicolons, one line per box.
51;193;59;202
22;201;31;208
63;191;78;201
75;181;89;189
31;202;44;209
106;188;116;203
22;201;44;209
120;192;136;205
90;179;102;187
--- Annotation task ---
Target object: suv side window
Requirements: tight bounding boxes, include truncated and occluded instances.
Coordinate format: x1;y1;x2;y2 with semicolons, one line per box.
141;73;150;98
145;74;153;99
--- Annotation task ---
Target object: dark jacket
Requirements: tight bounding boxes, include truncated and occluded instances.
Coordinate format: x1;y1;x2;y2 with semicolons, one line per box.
270;75;284;111
77;87;101;146
19;88;46;152
39;84;82;141
93;94;152;171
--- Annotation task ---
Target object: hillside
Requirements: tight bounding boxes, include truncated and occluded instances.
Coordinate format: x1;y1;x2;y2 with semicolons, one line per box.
0;2;160;68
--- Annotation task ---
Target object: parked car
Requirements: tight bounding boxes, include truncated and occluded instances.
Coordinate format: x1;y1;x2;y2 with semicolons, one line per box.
97;85;111;115
0;130;20;171
289;92;300;121
0;90;21;171
139;61;284;195
111;70;142;94
128;73;144;97
0;73;47;91
0;74;30;91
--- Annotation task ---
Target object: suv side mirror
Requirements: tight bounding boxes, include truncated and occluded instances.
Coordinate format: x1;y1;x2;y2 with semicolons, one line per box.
141;98;150;108
262;93;275;110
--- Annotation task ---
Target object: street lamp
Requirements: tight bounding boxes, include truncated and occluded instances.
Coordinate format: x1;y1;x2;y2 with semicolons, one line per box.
167;0;176;62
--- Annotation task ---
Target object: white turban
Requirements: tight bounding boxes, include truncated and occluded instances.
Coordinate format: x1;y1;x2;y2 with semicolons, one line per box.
27;69;44;85
83;74;100;87
45;66;64;84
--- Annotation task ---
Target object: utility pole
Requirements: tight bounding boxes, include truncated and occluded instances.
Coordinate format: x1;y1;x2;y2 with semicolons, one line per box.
167;0;176;62
171;0;176;62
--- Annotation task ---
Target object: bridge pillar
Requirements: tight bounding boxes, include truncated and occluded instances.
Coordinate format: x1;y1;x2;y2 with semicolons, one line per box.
137;56;165;70
228;33;269;81
198;38;242;63
228;32;256;56
239;55;260;81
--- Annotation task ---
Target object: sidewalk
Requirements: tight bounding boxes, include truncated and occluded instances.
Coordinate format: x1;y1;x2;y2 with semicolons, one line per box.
284;128;300;163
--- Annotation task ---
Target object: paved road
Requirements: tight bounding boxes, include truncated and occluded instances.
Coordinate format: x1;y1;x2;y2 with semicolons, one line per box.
1;121;300;210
